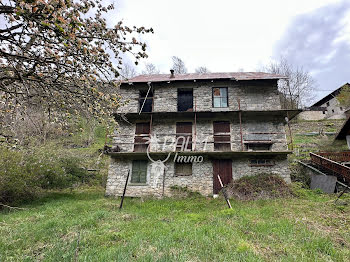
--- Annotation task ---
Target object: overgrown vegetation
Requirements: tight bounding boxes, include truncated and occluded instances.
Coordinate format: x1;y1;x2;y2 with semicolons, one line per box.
226;174;293;200
0;119;111;205
0;188;349;261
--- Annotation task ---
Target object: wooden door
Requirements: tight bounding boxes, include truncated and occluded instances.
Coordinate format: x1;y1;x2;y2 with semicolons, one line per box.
213;159;232;194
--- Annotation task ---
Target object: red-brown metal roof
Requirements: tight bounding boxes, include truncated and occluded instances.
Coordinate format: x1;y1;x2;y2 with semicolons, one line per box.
124;72;287;84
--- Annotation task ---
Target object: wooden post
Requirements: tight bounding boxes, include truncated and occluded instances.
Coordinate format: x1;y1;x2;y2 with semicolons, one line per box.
287;112;293;150
217;175;232;209
238;99;244;151
162;167;166;197
119;170;130;209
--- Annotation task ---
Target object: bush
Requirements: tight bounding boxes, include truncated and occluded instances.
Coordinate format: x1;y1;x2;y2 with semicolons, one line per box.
0;147;90;205
0;148;40;205
290;163;311;188
225;173;293;200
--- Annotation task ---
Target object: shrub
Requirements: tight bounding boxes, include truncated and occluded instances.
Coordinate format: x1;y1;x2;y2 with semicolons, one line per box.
0;148;41;205
0;147;90;205
225;173;293;200
290;163;311;188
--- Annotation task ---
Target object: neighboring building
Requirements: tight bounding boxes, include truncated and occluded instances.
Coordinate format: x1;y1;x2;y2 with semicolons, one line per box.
301;83;349;120
297;107;326;121
335;117;350;149
106;72;300;197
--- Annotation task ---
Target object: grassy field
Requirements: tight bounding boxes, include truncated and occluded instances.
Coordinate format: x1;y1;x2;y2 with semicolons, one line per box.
1;187;350;261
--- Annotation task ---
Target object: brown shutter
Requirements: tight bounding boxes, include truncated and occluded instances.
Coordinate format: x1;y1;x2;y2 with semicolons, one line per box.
213;121;231;151
176;122;192;151
134;122;150;152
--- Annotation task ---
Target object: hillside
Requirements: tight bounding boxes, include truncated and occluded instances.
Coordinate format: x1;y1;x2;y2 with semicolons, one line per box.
1;188;349;261
288;119;348;160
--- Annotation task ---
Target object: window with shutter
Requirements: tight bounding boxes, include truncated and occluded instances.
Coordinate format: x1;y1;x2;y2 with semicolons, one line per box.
176;122;192;151
131;160;148;184
134;122;150;152
213;121;231;151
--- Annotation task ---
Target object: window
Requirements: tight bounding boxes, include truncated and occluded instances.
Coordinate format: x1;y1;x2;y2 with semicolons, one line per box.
134;122;150;152
178;89;193;112
176;122;192;151
212;87;228;108
250;159;274;166
323;111;326;114
139;90;153;113
131;160;148;183
332;109;335;113
340;107;343;111
326;102;330;107
175;163;192;176
213;121;231;151
246;143;271;151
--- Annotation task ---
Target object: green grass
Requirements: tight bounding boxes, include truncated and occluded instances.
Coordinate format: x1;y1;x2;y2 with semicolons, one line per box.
1;188;350;261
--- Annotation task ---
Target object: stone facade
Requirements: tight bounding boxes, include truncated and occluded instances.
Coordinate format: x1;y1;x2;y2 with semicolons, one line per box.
114;118;288;153
117;80;281;114
106;157;290;197
318;96;346;120
107;76;292;197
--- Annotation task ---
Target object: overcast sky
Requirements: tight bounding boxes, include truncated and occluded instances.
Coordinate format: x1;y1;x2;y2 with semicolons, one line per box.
113;0;350;103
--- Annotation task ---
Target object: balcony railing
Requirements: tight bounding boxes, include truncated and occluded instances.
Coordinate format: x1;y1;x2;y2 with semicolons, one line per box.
310;152;350;183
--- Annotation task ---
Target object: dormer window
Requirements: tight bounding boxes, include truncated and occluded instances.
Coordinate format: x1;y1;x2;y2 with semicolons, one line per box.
212;87;228;108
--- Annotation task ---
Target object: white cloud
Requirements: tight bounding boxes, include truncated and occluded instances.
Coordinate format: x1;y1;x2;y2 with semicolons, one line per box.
114;0;336;73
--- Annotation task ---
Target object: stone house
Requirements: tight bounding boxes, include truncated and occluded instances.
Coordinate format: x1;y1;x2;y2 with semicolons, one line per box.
298;83;349;121
106;72;300;197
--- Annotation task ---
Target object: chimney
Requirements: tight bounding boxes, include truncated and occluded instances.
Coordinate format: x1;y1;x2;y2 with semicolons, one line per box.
170;69;175;78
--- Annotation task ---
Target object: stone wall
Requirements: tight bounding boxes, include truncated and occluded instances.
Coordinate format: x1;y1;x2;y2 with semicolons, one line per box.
231;158;291;183
106;157;290;197
297;111;326;121
114;118;288;153
116;79;281;114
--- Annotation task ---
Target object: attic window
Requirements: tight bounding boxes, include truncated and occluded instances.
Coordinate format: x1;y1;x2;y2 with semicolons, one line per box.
326;102;330;107
212;87;228;108
139;90;153;113
178;89;193;112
